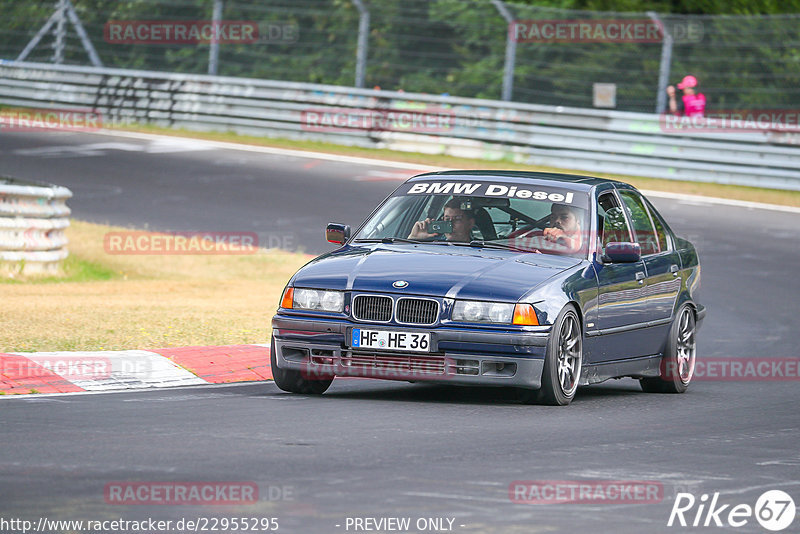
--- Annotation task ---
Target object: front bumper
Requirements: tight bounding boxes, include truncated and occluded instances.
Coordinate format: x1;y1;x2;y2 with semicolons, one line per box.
271;313;549;388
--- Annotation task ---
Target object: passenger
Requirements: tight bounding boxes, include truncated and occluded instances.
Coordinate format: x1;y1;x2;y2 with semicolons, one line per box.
408;198;475;242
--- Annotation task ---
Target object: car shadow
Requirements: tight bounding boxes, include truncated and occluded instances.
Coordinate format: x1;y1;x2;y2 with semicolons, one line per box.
313;378;646;406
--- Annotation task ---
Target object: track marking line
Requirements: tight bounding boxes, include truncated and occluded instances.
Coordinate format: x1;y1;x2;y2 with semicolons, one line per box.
0;378;269;400
89;129;800;213
95;129;446;171
640;189;800;214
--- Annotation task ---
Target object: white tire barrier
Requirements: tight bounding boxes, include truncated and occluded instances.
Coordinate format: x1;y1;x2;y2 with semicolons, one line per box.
0;177;72;275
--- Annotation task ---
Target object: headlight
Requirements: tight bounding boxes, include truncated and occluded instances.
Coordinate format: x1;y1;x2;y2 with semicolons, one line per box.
295;288;321;309
281;287;344;313
452;300;539;325
321;290;344;311
452;301;514;324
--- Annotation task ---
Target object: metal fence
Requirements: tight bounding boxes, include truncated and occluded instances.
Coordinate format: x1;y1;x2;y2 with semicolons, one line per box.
0;176;72;275
1;61;799;191
1;1;799;113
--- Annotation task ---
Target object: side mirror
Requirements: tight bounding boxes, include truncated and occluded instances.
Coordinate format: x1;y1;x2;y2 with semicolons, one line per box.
326;223;350;245
602;242;641;263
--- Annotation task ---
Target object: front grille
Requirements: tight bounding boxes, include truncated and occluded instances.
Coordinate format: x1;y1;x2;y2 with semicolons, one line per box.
352;295;392;322
344;351;446;375
396;298;439;325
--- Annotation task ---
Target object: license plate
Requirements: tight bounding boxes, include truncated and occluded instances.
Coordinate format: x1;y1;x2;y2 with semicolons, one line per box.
351;328;430;352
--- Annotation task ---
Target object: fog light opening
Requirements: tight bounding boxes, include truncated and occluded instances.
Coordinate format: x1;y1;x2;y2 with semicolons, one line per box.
454;359;480;375
481;361;517;377
281;346;309;362
310;349;335;366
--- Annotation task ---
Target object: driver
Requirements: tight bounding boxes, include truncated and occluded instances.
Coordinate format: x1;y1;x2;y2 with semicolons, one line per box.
542;203;583;252
408;198;475;242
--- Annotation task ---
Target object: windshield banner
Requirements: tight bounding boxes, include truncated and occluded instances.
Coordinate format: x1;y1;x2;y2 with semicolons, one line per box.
395;181;589;209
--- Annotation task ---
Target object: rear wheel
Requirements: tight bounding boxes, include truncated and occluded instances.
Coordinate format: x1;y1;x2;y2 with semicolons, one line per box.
520;305;582;406
270;337;333;394
640;305;696;394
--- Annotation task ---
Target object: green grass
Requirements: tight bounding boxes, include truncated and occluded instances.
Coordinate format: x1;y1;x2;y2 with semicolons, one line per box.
1;255;119;284
59;254;119;282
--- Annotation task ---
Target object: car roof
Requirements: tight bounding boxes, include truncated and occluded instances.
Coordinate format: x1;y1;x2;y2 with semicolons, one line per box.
408;170;629;192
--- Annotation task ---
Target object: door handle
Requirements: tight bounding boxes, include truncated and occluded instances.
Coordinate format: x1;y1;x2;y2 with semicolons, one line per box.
670;264;680;276
635;271;645;283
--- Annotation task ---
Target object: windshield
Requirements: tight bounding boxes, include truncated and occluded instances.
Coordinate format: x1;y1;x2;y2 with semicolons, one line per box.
353;180;590;257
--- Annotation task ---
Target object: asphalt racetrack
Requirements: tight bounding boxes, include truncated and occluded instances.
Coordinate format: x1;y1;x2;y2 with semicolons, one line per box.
2;130;799;533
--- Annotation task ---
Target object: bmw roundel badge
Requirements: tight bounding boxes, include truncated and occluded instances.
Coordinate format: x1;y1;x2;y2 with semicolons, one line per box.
393;280;409;289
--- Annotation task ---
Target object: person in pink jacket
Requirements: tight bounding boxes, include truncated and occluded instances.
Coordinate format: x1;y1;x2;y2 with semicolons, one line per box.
667;75;706;117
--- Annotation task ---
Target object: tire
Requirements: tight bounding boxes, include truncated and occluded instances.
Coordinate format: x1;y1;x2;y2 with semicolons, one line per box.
519;305;583;406
640;305;696;394
270;337;333;394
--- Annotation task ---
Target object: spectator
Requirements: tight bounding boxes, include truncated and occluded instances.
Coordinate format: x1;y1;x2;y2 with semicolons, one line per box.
667;75;706;117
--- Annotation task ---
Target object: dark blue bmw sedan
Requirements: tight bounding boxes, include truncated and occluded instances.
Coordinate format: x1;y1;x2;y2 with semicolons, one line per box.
270;171;705;405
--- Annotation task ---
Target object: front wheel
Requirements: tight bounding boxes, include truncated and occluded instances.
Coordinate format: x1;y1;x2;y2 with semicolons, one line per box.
270;337;333;394
640;305;696;394
519;305;582;406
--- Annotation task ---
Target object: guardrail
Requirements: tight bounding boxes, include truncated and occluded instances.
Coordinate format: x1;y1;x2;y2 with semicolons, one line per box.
0;176;72;275
1;61;799;190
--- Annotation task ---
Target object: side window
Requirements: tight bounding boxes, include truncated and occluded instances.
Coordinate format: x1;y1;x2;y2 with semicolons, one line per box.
485;206;513;237
645;198;671;252
619;190;660;255
597;193;632;251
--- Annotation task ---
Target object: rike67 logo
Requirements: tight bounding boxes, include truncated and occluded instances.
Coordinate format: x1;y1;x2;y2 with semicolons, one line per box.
668;490;796;531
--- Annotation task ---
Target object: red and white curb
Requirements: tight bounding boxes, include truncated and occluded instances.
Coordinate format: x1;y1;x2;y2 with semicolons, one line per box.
0;344;272;396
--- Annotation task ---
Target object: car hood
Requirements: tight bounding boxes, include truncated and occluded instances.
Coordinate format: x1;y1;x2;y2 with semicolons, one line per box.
291;244;582;302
